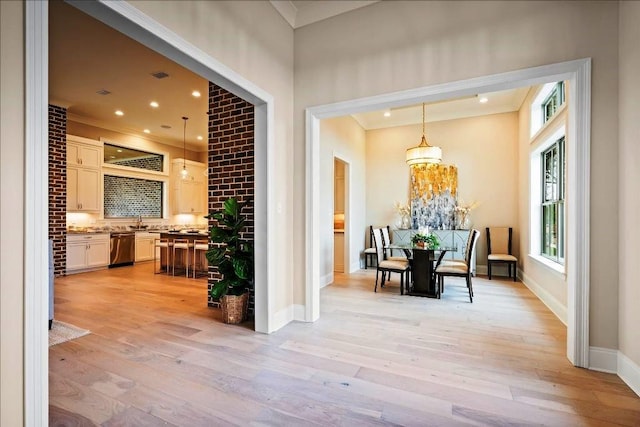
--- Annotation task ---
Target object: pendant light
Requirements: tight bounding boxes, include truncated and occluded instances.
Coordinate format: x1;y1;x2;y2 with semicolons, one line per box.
181;116;189;179
406;103;442;165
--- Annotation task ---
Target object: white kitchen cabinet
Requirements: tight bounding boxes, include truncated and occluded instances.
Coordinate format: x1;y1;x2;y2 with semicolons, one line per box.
135;232;160;262
66;135;102;213
66;233;110;274
67;135;102;169
172;159;206;214
67;167;101;212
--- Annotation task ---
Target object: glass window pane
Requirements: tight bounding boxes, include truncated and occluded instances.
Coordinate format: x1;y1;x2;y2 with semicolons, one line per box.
104;143;164;172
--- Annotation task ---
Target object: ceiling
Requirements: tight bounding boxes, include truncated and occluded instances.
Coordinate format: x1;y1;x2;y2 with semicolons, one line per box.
270;0;380;29
50;1;529;152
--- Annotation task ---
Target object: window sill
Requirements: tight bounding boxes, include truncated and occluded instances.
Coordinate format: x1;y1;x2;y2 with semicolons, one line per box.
529;254;565;276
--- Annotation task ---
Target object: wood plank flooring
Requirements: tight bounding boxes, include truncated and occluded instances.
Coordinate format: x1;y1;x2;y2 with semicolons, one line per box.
50;264;640;426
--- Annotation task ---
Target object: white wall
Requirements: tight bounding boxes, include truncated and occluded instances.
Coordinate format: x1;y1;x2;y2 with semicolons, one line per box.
618;1;640;370
0;1;24;424
320;116;367;279
127;0;295;314
518;87;568;319
366;112;519;269
294;0;619;350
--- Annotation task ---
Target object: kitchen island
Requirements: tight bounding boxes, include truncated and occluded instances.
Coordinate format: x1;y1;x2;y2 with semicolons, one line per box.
158;231;209;277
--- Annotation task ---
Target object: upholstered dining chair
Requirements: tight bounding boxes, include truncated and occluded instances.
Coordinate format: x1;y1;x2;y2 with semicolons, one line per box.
486;227;517;281
372;228;410;294
364;226;377;269
435;229;479;302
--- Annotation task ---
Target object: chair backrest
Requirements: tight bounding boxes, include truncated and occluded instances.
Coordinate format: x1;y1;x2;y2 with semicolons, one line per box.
368;225;374;248
372;228;385;263
466;229;480;265
381;226;392;258
486;227;512;255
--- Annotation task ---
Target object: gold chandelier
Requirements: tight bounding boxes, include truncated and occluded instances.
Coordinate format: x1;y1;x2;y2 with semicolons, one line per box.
406;103;442;165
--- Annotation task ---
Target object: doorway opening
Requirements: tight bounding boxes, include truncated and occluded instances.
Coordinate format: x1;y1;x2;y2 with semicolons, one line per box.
333;157;348;276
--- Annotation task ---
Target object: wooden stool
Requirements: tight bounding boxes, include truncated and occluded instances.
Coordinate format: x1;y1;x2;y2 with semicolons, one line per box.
192;239;209;278
172;238;192;277
154;238;172;274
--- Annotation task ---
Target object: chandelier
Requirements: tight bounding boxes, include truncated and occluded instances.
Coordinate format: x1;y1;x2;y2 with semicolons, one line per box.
406;103;442;165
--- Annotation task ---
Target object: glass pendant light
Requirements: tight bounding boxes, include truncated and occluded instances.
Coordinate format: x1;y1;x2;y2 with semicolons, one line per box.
181;116;189;179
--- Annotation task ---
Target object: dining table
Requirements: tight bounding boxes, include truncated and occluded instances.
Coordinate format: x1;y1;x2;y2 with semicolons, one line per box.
386;244;456;298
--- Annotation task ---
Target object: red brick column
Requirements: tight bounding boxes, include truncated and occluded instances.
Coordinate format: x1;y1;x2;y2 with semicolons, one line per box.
207;82;255;315
48;104;67;276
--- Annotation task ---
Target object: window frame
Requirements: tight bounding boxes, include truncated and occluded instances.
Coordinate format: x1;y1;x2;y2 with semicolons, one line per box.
541;81;565;124
540;136;565;264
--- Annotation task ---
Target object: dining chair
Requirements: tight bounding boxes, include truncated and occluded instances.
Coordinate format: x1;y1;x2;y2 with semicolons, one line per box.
363;226;376;269
372;228;410;294
192;239;209;278
435;229;479;302
486;227;517;281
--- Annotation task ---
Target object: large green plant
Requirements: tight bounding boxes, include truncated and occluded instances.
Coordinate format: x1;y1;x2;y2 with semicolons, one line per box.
206;198;254;299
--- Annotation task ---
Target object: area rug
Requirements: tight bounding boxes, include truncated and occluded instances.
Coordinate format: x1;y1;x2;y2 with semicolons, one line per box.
49;320;90;347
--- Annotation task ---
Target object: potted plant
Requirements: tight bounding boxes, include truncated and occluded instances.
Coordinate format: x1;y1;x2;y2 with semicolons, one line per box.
206;197;253;324
411;232;440;249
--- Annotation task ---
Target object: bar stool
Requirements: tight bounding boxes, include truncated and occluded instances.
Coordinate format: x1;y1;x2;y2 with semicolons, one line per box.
172;238;192;277
154;238;172;274
192;239;209;278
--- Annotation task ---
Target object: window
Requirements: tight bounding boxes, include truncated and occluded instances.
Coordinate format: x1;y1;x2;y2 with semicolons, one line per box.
103;143;164;172
541;82;565;124
540;136;565;262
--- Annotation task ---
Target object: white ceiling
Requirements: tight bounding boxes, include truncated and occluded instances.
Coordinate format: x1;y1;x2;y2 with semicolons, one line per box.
49;1;529;152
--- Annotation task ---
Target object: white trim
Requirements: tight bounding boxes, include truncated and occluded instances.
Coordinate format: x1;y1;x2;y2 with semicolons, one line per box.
589;347;618;374
293;304;306;322
25;1;49;425
520;270;568;325
271;305;294;331
618;352;640;397
320;273;334;288
349;261;361;273
529;254;566;275
306;59;591;368
27;0;277;420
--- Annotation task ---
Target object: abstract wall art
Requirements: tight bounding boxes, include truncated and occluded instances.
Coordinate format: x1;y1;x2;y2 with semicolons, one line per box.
409;164;458;230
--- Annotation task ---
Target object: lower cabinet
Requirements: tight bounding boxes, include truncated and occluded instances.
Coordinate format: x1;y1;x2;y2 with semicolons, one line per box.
392;229;476;275
66;233;110;274
135;232;160;262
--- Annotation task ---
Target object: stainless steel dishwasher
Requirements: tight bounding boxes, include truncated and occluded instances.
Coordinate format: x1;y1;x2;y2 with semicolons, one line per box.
109;232;135;267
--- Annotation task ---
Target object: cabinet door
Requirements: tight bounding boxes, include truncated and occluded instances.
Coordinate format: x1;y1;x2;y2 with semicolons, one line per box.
86;240;109;268
67;167;79;210
77;145;101;169
67;144;80;167
135;237;155;262
66;243;87;271
178;179;203;214
77;168;100;212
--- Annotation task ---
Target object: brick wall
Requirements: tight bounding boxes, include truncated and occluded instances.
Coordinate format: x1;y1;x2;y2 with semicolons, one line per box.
49;104;67;276
207;82;255;315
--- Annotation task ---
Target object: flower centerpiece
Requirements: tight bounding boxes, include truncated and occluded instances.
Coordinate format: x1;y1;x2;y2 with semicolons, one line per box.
393;201;412;229
454;200;479;230
411;232;440;249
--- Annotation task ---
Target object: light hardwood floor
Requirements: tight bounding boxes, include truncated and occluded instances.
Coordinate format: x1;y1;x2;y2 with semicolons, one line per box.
50;263;640;426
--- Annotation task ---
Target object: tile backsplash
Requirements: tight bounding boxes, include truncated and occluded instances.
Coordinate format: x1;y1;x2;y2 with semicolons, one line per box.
104;175;162;218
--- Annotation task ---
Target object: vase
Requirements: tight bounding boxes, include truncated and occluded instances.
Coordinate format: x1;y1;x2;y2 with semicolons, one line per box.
220;293;248;324
401;215;411;229
457;213;471;230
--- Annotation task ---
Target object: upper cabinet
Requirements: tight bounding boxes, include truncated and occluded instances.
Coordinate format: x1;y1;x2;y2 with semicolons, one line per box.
67;136;102;169
67;135;103;213
172;159;207;215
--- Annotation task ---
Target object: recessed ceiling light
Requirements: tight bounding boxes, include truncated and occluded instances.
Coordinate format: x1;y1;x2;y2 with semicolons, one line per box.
383;110;391;117
143;129;150;134
115;110;124;116
192;90;201;98
116;149;123;153
149;101;159;108
109;155;116;159
479;97;489;104
197;136;203;140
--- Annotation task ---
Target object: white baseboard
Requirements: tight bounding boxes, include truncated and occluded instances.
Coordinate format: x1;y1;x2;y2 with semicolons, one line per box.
618;351;640;396
589;346;618;373
271;304;307;331
519;270;567;325
320;272;333;288
349;261;361;273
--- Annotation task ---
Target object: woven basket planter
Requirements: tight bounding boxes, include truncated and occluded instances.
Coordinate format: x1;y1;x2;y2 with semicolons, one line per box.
221;293;248;324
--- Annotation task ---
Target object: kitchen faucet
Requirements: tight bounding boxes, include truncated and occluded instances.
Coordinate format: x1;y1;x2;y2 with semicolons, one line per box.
136;214;142;228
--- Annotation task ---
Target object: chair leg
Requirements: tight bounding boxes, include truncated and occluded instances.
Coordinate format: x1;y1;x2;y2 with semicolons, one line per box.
467;275;473;303
400;273;404;295
513;262;517;282
375;269;379;292
488;262;492;280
